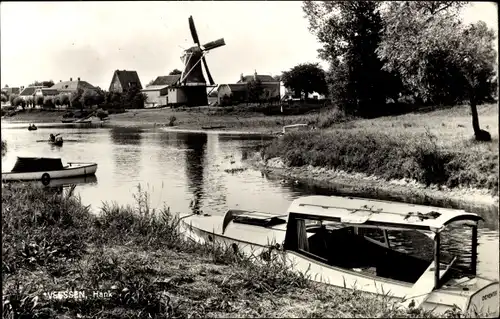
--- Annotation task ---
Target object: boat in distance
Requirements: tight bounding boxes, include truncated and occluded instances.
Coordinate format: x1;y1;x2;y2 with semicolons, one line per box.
179;195;499;317
2;157;97;183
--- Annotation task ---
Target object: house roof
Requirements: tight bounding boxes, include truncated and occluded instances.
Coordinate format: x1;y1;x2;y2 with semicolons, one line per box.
151;75;181;86
40;88;59;95
219;83;248;93
142;85;170;91
287;196;482;232
110;70;143;91
19;87;37;96
51;80;96;91
237;74;276;83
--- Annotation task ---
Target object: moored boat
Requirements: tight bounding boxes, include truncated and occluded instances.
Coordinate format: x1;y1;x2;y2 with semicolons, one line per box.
2;157;97;184
179;195;499;317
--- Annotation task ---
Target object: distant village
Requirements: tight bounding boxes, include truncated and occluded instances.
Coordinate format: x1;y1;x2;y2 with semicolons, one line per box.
1;69;326;110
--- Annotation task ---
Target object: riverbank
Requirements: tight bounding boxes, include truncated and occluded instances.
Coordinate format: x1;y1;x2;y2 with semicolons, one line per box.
256;103;498;198
3;184;466;318
1;105;345;134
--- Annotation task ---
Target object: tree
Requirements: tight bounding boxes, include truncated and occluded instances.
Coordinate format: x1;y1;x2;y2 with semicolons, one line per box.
60;94;70;107
378;1;496;141
303;1;390;116
80;89;101;108
26;96;34;108
29;80;54;87
247;79;264;103
35;96;44;107
43;97;55;108
1;93;7;103
70;88;84;110
281;63;327;99
169;69;182;75
9;94;17;105
13;97;25;109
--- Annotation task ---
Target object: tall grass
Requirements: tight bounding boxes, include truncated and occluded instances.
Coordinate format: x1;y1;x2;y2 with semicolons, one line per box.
2;183;472;318
263;129;499;193
1;139;6;156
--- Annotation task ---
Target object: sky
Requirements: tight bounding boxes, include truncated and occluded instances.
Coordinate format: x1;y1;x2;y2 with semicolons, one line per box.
1;1;498;89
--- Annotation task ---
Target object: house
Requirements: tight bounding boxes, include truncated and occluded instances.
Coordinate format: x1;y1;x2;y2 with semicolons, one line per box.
34;88;59;97
109;70;143;93
51;77;97;94
1;87;20;95
217;71;281;105
217;84;248;105
19;86;43;101
142;74;181;107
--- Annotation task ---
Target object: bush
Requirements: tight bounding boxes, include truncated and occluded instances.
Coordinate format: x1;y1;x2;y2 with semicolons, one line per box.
96;109;109;120
1;139;7;156
168;115;177;126
262;130;498;192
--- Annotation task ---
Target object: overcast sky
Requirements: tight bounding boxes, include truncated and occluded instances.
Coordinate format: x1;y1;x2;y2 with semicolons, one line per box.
1;1;497;89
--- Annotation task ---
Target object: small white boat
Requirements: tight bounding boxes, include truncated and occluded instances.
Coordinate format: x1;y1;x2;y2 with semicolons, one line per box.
179;195;499;317
2;157;97;183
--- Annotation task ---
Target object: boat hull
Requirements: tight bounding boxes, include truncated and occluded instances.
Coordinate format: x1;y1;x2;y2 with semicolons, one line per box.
2;163;97;181
179;216;499;317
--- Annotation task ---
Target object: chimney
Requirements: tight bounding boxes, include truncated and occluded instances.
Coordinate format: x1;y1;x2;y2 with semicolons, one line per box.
59;80;62;82
77;77;80;81
253;70;257;81
70;77;73;81
240;73;244;82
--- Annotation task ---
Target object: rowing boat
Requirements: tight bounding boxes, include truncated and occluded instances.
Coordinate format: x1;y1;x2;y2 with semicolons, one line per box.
2;157;97;184
179;195;499;317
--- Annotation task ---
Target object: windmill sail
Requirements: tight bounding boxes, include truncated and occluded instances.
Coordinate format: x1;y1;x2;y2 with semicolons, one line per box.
181;16;225;89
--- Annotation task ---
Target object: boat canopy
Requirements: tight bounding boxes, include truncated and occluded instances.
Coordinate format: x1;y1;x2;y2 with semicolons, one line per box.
287;196;482;232
11;157;63;173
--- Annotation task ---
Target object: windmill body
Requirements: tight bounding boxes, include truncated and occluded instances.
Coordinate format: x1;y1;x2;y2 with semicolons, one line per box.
173;16;225;107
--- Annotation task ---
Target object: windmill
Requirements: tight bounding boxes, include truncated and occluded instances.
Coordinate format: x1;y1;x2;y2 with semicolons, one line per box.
177;16;226;106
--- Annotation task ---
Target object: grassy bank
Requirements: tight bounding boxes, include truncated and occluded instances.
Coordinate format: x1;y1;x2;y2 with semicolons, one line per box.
3;184;465;318
262;104;498;194
2;105;349;133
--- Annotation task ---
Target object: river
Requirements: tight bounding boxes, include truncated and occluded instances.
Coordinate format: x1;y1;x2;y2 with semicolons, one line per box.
1;121;498;281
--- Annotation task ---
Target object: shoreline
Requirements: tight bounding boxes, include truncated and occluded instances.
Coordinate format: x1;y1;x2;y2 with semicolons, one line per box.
2;184;446;318
1;108;286;134
244;154;499;230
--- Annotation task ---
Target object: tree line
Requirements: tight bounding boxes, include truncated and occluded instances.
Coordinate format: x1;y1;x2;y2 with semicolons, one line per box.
4;86;146;111
284;1;496;141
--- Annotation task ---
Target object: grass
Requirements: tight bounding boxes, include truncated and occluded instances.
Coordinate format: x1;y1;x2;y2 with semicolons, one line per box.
1;139;6;156
262;104;499;194
2;183;469;318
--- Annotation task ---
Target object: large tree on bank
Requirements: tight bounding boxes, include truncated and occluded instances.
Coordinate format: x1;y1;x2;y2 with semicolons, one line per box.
302;1;393;116
377;1;497;141
281;63;327;99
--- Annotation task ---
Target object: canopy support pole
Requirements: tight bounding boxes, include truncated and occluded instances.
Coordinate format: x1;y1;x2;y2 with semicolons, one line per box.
434;232;441;289
471;225;478;276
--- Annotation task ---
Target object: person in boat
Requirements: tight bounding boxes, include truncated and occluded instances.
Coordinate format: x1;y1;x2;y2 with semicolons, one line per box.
49;133;61;142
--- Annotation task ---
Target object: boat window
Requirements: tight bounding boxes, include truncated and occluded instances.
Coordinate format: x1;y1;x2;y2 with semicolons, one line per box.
358;227;386;245
285;214;433;284
232;215;287;228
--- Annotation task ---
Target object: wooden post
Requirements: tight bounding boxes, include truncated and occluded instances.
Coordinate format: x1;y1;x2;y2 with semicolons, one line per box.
434;232;440;289
471;225;478;275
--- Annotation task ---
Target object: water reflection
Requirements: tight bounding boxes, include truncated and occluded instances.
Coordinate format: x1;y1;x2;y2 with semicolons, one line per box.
110;127;143;181
180;132;207;214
